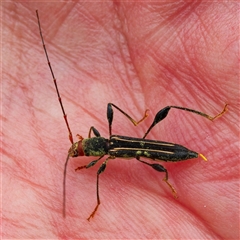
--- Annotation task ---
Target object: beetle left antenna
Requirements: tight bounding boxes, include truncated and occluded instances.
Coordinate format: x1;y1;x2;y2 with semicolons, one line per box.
63;154;71;217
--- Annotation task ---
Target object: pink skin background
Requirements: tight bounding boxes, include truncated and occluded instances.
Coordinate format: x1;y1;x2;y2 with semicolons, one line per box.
2;2;239;239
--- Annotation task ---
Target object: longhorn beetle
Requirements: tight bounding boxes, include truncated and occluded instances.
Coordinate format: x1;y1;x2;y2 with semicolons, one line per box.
36;10;228;221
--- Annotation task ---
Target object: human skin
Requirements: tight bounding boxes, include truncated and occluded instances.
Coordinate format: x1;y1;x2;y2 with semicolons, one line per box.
2;2;239;239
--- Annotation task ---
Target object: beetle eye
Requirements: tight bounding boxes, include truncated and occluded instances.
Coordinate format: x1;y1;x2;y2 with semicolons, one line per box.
74;150;78;156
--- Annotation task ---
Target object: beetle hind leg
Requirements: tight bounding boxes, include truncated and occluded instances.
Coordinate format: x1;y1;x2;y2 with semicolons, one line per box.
162;177;178;199
136;157;178;198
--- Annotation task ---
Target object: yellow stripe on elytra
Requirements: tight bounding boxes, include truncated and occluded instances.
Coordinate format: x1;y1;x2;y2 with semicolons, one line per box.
111;136;175;147
110;147;174;154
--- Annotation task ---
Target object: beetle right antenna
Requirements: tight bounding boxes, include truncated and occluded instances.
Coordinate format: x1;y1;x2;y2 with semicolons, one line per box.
36;10;73;144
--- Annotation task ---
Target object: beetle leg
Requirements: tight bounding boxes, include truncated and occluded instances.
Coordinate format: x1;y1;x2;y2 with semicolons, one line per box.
136;158;178;198
75;155;105;171
107;103;149;136
143;104;228;139
87;156;115;221
88;126;101;138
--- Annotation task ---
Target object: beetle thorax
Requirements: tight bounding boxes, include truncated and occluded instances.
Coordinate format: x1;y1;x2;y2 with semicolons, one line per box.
68;141;84;157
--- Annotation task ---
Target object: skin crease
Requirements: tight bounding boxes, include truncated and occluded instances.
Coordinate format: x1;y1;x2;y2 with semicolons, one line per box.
2;2;239;239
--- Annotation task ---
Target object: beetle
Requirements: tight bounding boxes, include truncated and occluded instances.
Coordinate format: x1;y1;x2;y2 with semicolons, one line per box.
36;10;228;221
67;103;227;220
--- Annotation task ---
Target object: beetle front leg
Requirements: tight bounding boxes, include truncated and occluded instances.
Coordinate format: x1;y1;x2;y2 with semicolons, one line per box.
88;126;101;138
75;155;105;171
136;158;178;198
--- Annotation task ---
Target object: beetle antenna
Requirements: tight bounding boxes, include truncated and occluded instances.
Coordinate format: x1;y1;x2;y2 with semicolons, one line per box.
36;10;73;144
63;154;71;217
